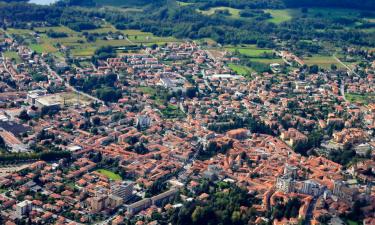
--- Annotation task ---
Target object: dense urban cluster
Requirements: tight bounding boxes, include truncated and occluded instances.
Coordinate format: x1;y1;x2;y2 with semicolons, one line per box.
0;31;374;225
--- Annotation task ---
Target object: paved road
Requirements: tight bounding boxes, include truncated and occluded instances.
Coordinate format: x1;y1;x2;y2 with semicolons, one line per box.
333;55;359;76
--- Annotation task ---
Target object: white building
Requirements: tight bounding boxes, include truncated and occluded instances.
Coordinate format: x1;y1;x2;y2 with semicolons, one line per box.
16;200;32;218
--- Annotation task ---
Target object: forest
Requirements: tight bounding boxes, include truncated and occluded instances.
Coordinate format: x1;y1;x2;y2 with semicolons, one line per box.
0;0;373;47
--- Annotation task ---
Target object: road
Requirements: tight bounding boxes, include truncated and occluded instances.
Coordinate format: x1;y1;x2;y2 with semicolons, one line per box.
333;55;359;76
1;54;16;80
304;197;318;225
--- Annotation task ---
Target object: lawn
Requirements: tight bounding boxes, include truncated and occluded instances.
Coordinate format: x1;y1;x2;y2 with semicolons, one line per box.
304;55;344;69
345;93;375;105
161;104;185;119
3;51;22;63
95;169;122;181
139;86;157;96
198;7;241;18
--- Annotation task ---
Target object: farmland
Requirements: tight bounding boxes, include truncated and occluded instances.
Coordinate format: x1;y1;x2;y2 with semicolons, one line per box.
4;25;180;57
224;45;273;57
303;55;345;69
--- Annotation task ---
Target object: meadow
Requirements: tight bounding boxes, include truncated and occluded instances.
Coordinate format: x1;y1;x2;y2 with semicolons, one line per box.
197;7;241;19
3;51;22;63
228;63;253;77
345;93;375;105
303;55;345;69
5;24;180;57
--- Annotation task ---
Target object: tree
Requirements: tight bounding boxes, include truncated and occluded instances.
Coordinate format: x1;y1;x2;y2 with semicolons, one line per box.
309;65;319;74
92;117;101;126
18;109;31;121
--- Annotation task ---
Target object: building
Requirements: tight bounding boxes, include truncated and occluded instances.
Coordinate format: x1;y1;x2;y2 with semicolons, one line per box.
283;164;298;179
15;200;32;218
276;176;295;193
280;128;308;147
136;115;151;130
34;95;61;111
127;198;152;215
108;194;123;209
89;195;107;212
111;181;134;202
300;180;325;197
151;188;178;206
27;89;47;105
333;181;358;203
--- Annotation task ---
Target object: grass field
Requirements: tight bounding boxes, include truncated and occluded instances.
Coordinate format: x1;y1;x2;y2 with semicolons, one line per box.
345;93;375;105
198;7;241;18
225;45;273;57
3;51;22;63
5;25;179;57
304;55;344;69
228;63;253;77
30;43;58;54
251;57;284;64
265;9;294;24
264;8;374;24
95;169;122;181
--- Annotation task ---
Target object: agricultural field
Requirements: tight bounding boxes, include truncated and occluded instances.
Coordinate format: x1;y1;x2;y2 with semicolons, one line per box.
250;58;284;64
197;7;241;18
224;45;273;57
95;169;122;181
4;25;180;57
303;55;344;69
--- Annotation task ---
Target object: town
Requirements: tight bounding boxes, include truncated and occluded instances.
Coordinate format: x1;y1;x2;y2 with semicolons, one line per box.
0;28;374;225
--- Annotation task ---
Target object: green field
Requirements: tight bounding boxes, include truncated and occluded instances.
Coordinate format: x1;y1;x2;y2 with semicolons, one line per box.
264;8;374;25
265;9;294;24
345;93;375;105
3;51;22;63
198;7;241;18
225;45;273;57
304;55;344;69
5;25;179;57
228;63;253;77
95;169;122;181
251;57;284;64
